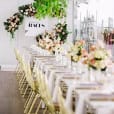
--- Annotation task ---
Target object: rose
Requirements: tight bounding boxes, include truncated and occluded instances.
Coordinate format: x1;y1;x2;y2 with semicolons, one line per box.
90;45;96;52
81;49;88;57
80;40;85;45
90;59;96;65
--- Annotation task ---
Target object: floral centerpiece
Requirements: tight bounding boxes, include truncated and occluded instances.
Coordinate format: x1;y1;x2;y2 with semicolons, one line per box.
84;41;112;71
4;13;24;38
68;40;87;62
18;4;36;17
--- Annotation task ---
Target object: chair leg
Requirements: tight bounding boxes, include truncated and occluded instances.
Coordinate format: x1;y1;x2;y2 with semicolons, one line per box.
24;91;36;114
18;74;25;86
24;90;32;108
20;81;28;95
34;100;42;114
27;94;40;114
16;67;23;80
22;84;31;98
16;69;21;80
19;77;26;91
43;107;47;114
21;83;28;97
17;70;24;81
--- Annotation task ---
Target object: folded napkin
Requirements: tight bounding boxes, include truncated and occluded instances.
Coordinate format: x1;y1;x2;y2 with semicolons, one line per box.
61;73;80;79
79;82;102;86
89;93;114;101
51;65;66;68
97;108;114;114
62;76;80;80
36;55;55;58
50;68;71;73
75;83;102;90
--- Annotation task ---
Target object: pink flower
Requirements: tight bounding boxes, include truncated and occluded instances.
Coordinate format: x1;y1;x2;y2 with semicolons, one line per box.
80;40;85;45
81;49;88;57
90;45;96;52
90;59;96;65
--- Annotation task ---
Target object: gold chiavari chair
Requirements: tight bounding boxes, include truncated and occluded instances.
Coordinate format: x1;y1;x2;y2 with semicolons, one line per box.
14;48;24;81
14;49;38;114
58;87;74;114
14;49;27;94
24;68;55;114
37;70;55;114
59;80;77;112
23;63;38;114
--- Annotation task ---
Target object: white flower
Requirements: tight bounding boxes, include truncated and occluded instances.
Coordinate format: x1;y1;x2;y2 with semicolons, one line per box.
99;60;106;69
72;56;79;62
94;50;105;59
71;46;79;54
24;12;28;15
20;10;23;13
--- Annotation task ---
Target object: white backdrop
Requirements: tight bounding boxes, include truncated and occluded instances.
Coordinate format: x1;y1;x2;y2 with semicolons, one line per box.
0;0;73;70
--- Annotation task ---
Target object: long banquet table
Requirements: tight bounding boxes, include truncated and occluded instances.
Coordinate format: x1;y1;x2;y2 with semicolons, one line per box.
25;45;114;114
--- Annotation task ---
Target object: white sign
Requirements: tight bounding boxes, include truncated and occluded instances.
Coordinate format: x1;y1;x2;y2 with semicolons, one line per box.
25;18;48;37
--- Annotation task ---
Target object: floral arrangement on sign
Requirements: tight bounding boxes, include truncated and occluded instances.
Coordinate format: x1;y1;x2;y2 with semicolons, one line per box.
4;13;24;38
36;22;69;54
54;22;69;43
18;4;36;17
84;41;112;71
36;31;62;54
68;40;88;62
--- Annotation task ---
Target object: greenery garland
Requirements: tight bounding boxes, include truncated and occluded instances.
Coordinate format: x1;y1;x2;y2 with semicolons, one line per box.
4;13;24;38
33;0;67;19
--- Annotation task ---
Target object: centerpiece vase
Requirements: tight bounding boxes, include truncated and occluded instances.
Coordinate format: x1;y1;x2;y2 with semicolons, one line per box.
88;68;105;82
72;61;82;74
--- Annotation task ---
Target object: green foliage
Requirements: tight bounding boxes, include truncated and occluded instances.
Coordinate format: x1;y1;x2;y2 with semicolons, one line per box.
33;0;67;19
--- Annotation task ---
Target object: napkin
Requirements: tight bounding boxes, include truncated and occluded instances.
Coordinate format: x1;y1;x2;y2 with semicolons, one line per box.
75;82;102;90
89;93;114;101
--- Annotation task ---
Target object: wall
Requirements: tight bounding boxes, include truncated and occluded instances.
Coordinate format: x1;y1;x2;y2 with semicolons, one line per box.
0;0;35;70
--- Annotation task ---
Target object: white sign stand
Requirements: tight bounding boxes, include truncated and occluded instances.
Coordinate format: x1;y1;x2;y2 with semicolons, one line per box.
25;17;48;37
